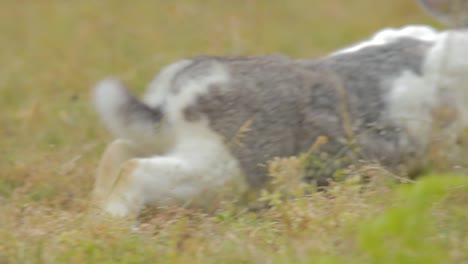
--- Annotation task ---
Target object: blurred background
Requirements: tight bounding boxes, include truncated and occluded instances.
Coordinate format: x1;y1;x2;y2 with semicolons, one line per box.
0;0;439;209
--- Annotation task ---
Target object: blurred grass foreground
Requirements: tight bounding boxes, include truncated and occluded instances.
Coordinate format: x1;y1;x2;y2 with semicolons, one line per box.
0;1;466;263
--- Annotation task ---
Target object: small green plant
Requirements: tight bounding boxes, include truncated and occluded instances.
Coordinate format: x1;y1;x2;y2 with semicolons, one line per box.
359;175;468;264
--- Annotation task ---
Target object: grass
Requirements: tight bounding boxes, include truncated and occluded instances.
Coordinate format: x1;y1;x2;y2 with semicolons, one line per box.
0;0;466;263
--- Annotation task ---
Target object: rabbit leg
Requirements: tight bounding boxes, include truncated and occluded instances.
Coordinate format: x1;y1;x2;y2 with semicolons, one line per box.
92;139;141;207
100;144;246;217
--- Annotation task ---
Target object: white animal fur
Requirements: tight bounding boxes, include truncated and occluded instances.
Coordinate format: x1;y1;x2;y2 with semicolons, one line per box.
143;60;193;108
387;30;468;149
334;25;440;55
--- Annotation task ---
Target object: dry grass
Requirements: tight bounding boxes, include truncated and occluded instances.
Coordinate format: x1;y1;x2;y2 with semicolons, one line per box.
0;1;466;263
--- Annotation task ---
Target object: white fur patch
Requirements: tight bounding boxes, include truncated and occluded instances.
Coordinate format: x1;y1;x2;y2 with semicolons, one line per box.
334;25;440;55
93;78;132;138
426;31;468;126
386;29;468;148
135;144;244;205
387;71;436;146
143;59;193;107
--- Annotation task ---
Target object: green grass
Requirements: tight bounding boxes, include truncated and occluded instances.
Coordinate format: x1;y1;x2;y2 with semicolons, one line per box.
0;1;466;263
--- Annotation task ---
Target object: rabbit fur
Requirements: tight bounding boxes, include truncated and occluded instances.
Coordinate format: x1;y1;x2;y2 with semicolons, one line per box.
92;3;468;217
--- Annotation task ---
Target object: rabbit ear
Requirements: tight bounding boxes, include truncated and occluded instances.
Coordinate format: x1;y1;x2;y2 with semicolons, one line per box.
417;0;468;27
418;0;451;14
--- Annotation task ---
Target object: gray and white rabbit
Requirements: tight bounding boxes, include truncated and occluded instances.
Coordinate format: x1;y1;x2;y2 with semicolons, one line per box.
91;0;468;217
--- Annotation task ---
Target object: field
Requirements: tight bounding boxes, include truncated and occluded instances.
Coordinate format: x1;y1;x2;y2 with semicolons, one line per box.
0;0;467;263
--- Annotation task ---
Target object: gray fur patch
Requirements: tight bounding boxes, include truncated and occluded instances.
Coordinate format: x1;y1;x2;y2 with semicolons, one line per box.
171;38;432;187
118;89;163;128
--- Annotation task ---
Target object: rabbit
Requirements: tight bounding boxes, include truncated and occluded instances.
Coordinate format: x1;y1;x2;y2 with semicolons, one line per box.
91;0;468;217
